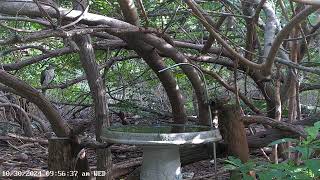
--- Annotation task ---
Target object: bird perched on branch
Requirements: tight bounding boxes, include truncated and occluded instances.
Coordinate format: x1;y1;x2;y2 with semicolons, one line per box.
40;64;55;95
225;16;235;30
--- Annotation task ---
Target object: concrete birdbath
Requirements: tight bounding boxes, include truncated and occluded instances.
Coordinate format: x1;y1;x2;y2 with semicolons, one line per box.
102;124;222;180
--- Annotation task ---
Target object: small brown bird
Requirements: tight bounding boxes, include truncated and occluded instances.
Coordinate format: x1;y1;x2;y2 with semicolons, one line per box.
40;64;55;95
225;16;235;30
118;111;130;125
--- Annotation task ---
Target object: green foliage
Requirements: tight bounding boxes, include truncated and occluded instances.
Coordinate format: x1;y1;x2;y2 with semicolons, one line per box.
1;0;320;122
224;121;320;180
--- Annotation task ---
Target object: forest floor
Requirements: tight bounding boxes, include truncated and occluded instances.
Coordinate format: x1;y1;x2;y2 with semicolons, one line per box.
0;115;269;180
0;138;231;180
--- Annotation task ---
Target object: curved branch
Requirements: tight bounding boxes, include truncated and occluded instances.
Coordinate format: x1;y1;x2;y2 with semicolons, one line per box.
142;34;211;125
175;41;320;76
41;55;137;90
2;47;74;71
174;41;233;59
116;0;189;124
201;68;262;114
0;15;50;26
1;45;49;56
184;0;264;70
0;72;70;137
61;4;89;28
300;83;320;91
185;54;234;67
0;27;109;45
118;0;140;25
275;57;320;75
263;5;320;76
201;15;227;53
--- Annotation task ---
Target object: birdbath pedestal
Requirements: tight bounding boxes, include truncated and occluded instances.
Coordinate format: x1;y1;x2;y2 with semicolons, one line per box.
102;125;222;180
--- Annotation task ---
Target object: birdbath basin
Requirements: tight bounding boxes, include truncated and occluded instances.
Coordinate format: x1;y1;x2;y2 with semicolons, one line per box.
102;124;222;180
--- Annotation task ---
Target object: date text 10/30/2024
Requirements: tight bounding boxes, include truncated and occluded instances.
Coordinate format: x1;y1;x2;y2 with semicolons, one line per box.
2;170;107;177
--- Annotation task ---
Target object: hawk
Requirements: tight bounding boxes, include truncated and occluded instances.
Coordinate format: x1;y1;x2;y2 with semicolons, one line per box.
41;64;55;95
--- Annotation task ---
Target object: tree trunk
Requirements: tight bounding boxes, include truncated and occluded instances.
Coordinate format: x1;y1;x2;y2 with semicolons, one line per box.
271;67;282;163
218;104;249;162
74;35;112;180
288;26;299;123
48;137;90;180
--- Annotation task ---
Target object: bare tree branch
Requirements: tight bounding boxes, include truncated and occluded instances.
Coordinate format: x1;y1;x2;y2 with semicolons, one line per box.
0;72;70;137
263;5;320;76
2;47;75;71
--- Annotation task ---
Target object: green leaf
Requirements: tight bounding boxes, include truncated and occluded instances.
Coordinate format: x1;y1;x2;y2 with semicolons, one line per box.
239;161;256;174
268;169;288;179
305;159;320;176
305;126;319;140
243;174;255;180
310;139;320;145
257;172;274;180
291;172;314;180
314;121;320;129
291;146;313;159
268;162;290;170
225;156;242;167
224;164;237;171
